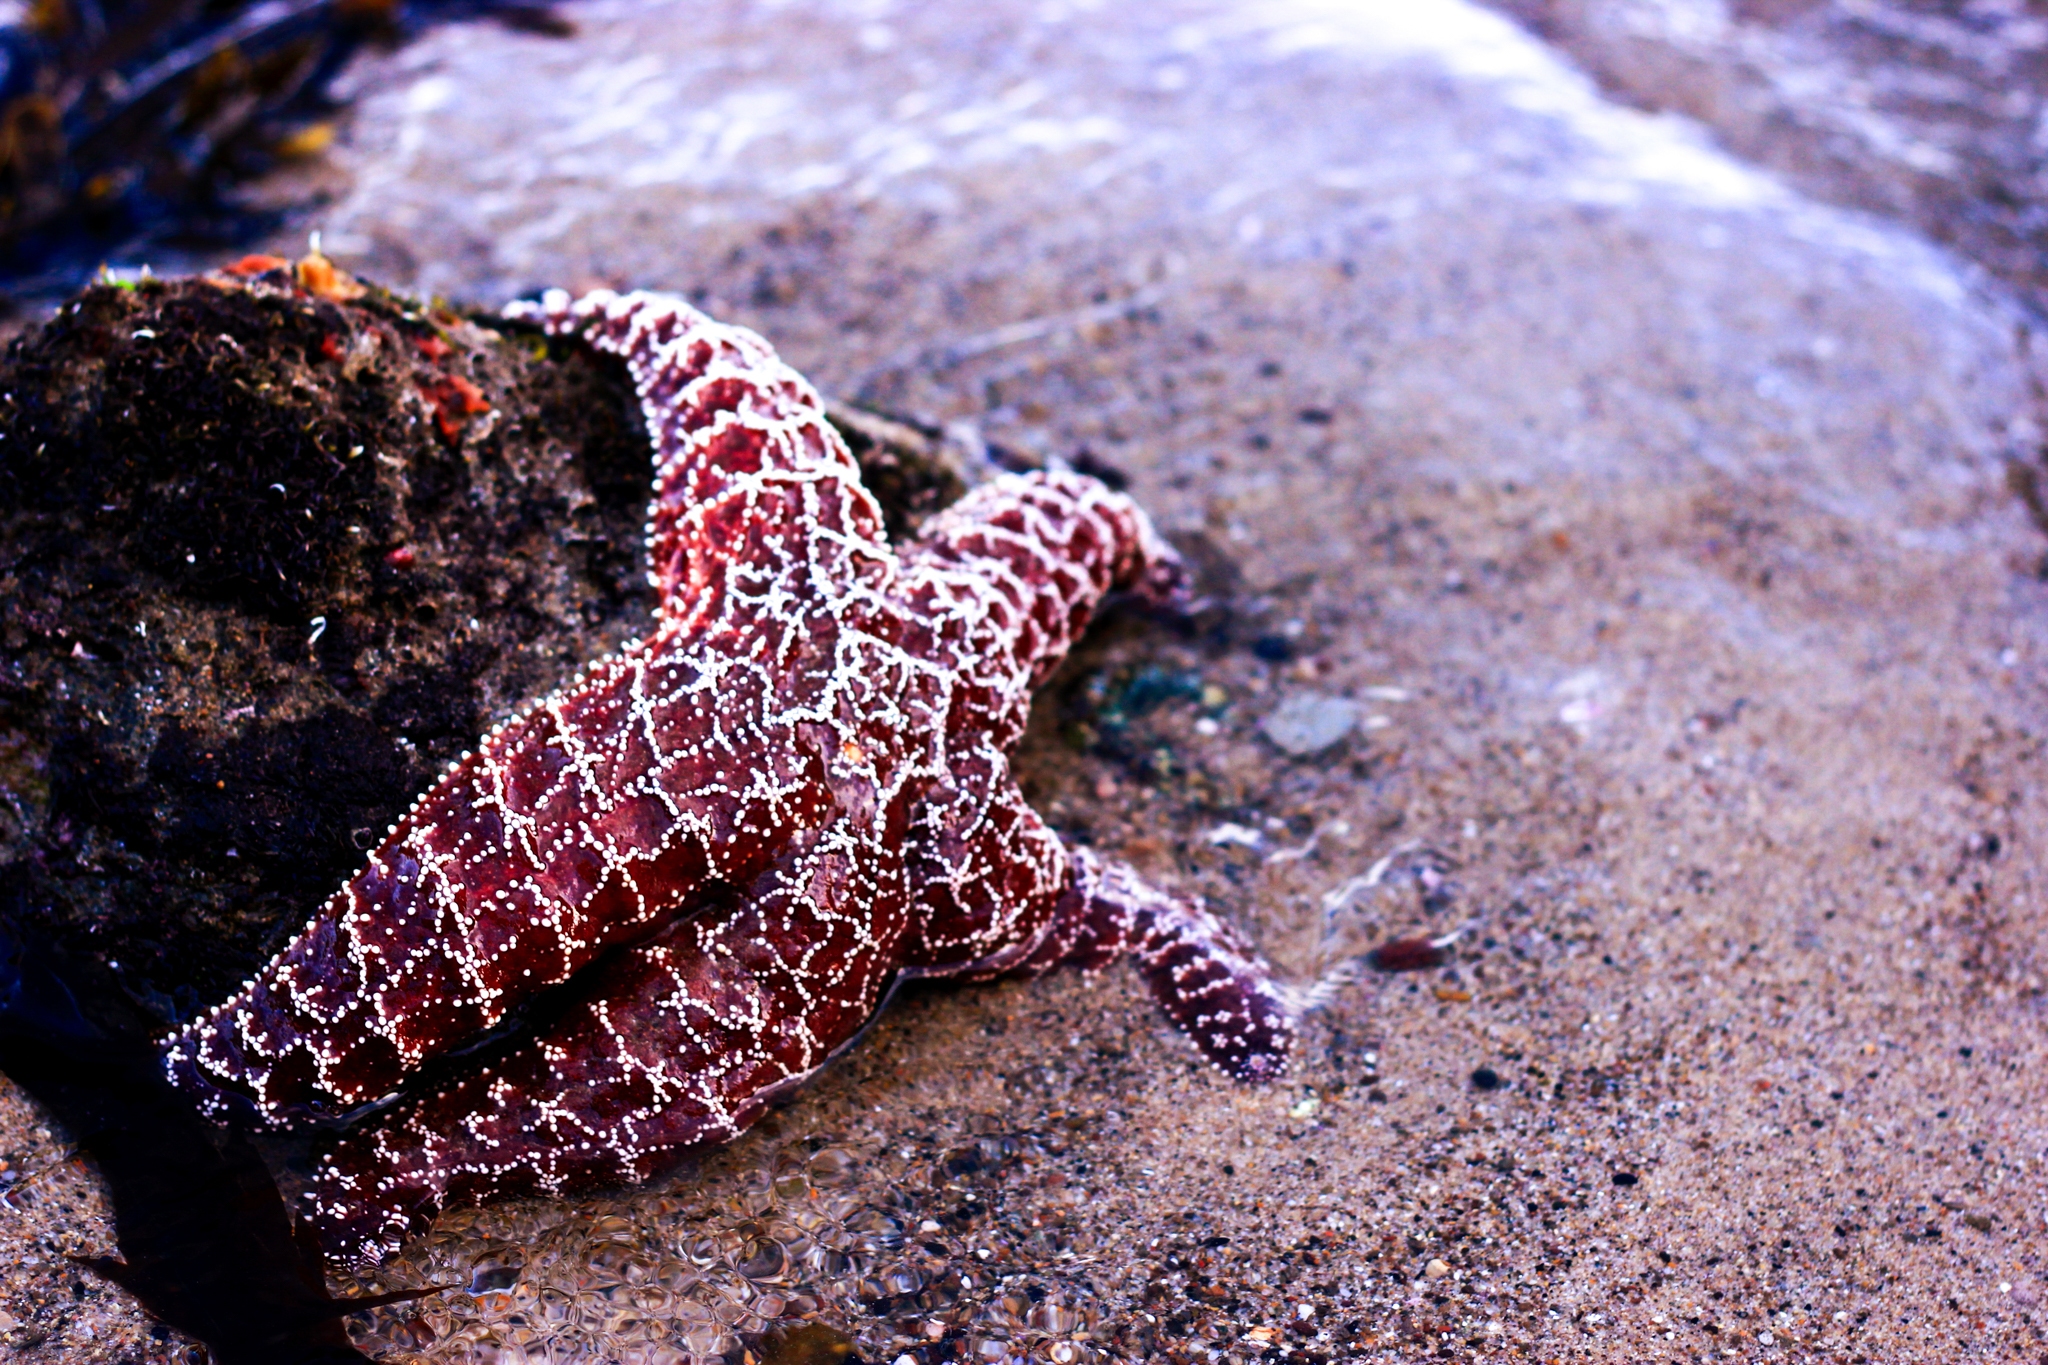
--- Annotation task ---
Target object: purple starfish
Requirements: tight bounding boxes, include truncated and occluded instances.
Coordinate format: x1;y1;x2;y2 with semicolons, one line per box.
161;288;1295;1266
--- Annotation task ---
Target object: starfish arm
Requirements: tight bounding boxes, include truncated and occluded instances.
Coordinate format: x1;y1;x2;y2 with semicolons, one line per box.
1014;846;1295;1082
896;761;1293;1082
302;819;906;1268
893;469;1185;750
162;641;832;1128
507;289;894;622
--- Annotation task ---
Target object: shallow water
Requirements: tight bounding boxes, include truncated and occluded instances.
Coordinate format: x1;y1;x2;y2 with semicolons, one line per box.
1487;0;2048;316
9;0;2048;1361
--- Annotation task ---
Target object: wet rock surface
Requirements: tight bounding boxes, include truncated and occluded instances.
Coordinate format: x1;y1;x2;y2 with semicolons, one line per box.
4;0;2048;1362
0;266;654;1018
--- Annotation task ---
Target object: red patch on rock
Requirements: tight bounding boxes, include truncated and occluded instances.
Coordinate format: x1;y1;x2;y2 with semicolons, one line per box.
419;373;490;443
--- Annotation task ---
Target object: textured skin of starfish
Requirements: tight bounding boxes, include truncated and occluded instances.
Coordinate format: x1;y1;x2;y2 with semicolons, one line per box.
160;289;1295;1267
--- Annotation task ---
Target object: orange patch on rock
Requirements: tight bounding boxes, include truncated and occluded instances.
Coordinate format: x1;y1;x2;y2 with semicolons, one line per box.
420;373;491;443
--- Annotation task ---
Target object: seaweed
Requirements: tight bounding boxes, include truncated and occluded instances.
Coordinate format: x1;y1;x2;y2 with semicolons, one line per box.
0;0;575;296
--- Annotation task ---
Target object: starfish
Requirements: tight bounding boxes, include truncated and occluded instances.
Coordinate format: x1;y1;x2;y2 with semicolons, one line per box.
161;288;1295;1267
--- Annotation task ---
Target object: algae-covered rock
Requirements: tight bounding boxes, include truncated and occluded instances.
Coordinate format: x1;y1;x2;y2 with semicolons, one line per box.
0;259;655;1019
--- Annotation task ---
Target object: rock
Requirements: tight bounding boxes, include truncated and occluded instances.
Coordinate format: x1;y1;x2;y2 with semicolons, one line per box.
0;261;654;1015
1260;692;1362;756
